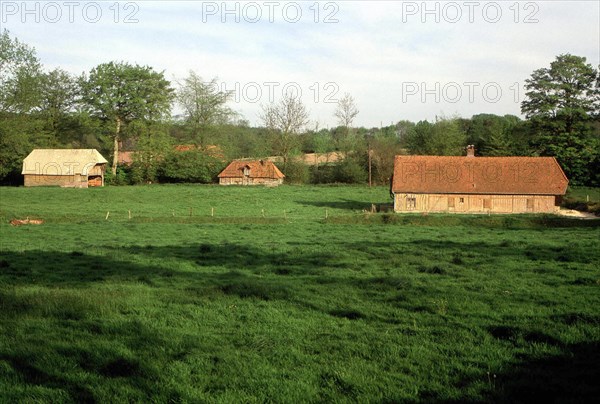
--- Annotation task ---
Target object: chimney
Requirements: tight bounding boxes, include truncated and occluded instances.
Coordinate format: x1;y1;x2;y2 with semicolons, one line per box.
466;145;475;157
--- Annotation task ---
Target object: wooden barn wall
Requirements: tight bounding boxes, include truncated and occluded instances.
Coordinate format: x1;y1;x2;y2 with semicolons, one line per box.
24;174;88;188
394;193;557;214
87;164;105;176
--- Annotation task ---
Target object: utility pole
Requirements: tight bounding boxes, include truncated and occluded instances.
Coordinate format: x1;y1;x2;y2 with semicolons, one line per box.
367;132;372;187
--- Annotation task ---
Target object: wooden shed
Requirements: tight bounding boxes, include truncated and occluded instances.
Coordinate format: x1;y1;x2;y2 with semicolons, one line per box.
22;149;108;188
218;159;285;186
391;147;569;214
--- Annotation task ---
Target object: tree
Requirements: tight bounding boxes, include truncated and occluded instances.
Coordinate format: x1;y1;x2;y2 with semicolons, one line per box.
176;71;234;146
129;122;172;184
334;93;359;129
80;61;174;175
370;134;404;184
0;30;44;182
38;68;80;145
403;117;466;155
0;29;43;114
260;93;310;167
521;54;600;184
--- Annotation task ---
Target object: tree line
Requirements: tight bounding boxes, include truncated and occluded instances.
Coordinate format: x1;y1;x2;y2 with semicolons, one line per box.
1;30;598;186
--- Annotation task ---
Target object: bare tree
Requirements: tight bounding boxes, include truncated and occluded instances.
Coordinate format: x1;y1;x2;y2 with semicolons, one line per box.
260;93;310;166
334;93;359;129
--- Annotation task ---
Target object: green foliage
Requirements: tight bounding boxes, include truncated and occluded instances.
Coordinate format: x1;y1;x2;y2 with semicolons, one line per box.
370;133;403;185
334;156;368;184
0;185;598;402
281;159;309;184
522;54;600;185
104;166;131;185
159;151;225;183
404;117;467;155
0;29;43;114
176;72;234;147
129;122;172;184
80;61;174;174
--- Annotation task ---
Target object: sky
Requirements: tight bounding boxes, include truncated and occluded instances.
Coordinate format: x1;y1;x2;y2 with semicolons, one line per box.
2;0;599;128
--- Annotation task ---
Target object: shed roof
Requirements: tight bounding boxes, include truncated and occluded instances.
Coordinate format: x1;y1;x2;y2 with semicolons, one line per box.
22;149;108;176
392;155;568;195
218;160;285;179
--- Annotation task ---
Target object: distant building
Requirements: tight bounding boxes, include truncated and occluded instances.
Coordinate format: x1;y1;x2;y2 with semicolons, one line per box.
218;159;285;186
22;149;108;188
391;146;569;214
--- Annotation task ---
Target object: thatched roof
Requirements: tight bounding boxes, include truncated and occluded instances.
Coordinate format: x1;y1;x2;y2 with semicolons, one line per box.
392;155;568;196
22;149;108;176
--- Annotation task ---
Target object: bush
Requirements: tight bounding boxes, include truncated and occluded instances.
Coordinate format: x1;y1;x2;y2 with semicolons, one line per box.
310;164;336;184
159;151;225;183
104;166;131;185
333;157;367;184
282;159;310;184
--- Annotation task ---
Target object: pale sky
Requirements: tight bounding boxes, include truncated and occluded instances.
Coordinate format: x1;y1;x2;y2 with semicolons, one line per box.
2;0;599;128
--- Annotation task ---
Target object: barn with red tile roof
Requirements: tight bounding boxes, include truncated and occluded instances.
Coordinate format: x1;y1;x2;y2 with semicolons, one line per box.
218;159;285;186
391;146;569;214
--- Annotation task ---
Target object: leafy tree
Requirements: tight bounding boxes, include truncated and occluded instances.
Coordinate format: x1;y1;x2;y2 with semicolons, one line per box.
80;61;174;175
403;118;466;155
0;29;43;113
521;54;600;184
39;68;79;132
129;122;172;184
176;72;234;147
403;120;433;154
0;30;43;182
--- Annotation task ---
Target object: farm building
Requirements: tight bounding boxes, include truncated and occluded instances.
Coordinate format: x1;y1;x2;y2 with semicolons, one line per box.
22;149;108;188
218;159;285;186
391;146;569;214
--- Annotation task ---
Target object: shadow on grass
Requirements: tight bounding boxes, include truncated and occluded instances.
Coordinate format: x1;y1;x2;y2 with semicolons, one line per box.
1;244;599;402
457;342;599;403
296;199;379;211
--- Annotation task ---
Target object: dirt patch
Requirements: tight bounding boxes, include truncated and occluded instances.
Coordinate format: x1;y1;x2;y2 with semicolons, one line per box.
9;218;44;226
556;209;599;220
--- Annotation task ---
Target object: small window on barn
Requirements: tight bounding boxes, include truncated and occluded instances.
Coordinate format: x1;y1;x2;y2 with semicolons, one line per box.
407;197;417;210
243;166;250;177
459;197;465;204
483;198;491;209
448;197;455;208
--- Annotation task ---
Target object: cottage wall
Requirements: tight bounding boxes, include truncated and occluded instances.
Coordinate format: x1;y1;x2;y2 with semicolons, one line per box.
219;177;283;186
24;174;88;188
394;193;558;214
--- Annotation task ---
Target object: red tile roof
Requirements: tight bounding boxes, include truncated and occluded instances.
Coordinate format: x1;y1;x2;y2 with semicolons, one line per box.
392;155;568;195
218;160;285;179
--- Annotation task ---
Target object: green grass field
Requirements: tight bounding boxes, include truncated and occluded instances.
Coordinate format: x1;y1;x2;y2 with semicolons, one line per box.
0;185;599;402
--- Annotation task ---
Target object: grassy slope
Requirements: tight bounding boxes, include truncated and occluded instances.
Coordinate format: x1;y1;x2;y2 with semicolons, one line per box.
0;185;599;402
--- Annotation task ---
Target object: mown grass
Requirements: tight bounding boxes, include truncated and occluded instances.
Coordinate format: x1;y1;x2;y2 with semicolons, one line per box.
0;185;599;402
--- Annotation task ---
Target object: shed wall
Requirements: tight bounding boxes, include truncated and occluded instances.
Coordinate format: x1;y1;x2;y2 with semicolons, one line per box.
394;193;558;214
219;177;283;186
24;174;88;188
